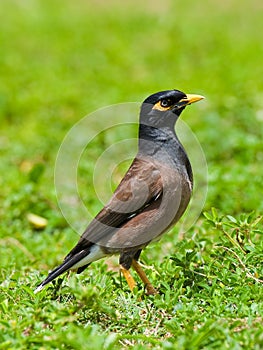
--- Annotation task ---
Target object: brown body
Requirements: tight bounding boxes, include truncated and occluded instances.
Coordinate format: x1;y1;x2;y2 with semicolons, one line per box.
70;155;192;267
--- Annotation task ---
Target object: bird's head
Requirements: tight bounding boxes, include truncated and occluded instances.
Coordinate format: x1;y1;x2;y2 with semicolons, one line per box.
140;90;204;128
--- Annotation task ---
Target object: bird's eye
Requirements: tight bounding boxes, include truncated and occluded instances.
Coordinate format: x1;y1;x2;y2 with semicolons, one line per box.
160;99;170;107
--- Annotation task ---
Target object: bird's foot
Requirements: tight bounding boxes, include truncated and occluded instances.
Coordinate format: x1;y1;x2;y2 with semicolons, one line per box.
145;283;158;296
120;264;136;292
132;259;158;295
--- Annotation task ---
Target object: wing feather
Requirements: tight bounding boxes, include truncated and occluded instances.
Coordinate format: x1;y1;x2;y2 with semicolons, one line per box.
66;157;163;257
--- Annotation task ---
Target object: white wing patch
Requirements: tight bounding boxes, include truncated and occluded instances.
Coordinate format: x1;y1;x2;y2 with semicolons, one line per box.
70;245;106;269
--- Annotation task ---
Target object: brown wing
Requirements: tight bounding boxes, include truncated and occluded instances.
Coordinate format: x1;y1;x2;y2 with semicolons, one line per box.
66;157;163;256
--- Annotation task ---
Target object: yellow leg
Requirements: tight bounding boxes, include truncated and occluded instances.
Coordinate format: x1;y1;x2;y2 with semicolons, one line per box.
120;264;136;292
131;259;157;295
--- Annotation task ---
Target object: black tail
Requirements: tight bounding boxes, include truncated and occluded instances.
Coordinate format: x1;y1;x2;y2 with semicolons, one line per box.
34;250;89;293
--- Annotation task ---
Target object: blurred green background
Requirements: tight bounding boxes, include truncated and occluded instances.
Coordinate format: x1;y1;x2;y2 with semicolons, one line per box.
1;0;263;349
1;0;263;216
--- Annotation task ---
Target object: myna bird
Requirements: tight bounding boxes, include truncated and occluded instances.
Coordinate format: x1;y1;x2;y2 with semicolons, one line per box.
34;90;204;295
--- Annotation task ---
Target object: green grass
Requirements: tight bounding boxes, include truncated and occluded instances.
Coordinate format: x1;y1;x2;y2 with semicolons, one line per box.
1;0;263;349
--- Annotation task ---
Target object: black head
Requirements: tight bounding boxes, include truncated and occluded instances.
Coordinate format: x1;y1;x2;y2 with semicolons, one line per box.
140;89;204;128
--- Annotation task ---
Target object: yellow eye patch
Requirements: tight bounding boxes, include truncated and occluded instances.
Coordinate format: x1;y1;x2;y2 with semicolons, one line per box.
152;101;172;112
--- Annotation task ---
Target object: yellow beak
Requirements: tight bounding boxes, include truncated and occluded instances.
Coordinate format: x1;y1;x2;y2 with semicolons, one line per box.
180;94;205;105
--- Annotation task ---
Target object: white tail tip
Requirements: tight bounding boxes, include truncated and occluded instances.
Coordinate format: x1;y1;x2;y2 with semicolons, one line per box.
34;284;44;294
